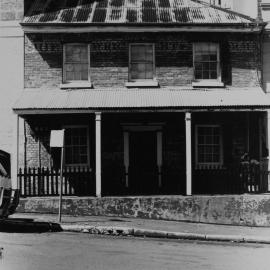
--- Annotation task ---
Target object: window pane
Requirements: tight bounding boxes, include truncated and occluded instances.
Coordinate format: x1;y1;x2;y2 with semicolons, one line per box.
130;44;154;81
197;126;221;164
210;54;217;61
130;63;153;80
195;70;202;79
194;43;219;80
210;71;217;79
64;44;89;81
131;45;145;61
205;135;213;144
145;45;153;61
145;63;153;79
66;71;75;81
64;127;88;165
203;71;209;79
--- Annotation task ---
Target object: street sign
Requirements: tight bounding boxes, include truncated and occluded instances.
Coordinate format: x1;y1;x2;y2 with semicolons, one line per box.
50;129;65;223
50;130;65;148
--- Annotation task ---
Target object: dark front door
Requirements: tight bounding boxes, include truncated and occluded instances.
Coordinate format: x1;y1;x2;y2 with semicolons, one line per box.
129;131;157;195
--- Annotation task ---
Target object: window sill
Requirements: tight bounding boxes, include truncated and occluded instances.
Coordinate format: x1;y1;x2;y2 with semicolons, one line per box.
192;81;224;88
60;82;93;89
64;165;92;170
125;80;159;88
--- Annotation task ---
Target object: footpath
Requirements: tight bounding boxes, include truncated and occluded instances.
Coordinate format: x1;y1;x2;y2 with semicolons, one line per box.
2;213;270;244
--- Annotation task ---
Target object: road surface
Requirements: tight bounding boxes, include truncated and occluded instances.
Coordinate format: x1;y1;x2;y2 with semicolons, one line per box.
0;232;269;270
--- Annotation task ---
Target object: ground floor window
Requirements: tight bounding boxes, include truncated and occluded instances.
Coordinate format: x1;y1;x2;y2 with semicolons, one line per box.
64;126;89;166
195;125;222;167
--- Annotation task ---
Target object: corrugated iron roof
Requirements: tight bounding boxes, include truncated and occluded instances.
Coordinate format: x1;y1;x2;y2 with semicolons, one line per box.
23;0;255;25
13;87;270;113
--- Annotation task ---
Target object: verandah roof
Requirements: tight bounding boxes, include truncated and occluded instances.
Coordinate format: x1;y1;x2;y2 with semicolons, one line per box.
23;0;256;25
13;87;270;114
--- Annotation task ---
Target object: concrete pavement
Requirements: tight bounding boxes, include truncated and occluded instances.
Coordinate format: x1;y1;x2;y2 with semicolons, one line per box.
2;213;270;244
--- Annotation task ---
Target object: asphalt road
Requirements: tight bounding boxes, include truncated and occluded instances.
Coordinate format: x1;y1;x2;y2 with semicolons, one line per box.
0;232;269;270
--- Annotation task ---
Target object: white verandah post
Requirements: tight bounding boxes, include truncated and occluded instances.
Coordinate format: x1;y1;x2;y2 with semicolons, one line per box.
11;114;19;190
95;112;102;197
185;112;192;196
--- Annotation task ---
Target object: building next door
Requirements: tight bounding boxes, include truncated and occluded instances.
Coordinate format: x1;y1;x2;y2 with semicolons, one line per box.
123;124;163;195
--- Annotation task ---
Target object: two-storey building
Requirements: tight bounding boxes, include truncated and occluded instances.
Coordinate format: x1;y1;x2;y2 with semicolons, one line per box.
12;0;270;218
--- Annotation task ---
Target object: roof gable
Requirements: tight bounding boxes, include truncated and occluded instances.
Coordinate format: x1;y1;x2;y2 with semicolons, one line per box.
23;0;256;25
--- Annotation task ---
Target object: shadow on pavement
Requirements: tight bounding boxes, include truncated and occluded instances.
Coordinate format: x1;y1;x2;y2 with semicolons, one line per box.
0;218;63;233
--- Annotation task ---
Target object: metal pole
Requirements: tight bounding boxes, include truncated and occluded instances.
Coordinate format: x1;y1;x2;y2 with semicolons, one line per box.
95;112;102;197
185;112;192;196
58;146;64;223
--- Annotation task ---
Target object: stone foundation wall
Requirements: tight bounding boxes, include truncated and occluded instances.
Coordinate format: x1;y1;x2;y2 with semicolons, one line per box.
17;195;270;227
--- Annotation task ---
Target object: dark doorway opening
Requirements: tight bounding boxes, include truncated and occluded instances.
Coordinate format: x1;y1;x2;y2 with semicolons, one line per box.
129;131;158;195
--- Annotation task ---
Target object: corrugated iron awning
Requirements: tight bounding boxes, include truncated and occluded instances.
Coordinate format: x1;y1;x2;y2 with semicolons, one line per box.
13;87;270;114
23;0;256;26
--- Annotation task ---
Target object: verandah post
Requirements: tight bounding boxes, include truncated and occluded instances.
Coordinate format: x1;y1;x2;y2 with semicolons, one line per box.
267;110;270;190
95;112;102;197
11;114;19;190
185;112;192;196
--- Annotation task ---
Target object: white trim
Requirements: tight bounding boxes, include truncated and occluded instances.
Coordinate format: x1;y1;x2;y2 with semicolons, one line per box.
60;82;93;89
62;125;90;167
195;124;223;168
14;108;268;115
62;43;91;85
122;123;164;132
128;43;156;83
125;80;159;87
192;81;224;88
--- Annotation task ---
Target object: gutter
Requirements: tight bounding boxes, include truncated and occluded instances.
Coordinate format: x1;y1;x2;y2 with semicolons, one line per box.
19;22;266;34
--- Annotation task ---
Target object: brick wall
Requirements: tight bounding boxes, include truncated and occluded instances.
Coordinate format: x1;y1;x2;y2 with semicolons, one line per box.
24;32;261;89
24;114;95;168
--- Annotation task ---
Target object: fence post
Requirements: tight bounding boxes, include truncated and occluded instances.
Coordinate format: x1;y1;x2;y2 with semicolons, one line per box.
37;167;41;196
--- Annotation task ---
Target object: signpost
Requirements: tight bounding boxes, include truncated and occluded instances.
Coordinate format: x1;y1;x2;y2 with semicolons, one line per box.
50;130;65;223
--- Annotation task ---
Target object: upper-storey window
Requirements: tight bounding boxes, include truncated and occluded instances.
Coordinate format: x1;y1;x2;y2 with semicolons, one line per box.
126;44;158;87
62;44;91;88
193;43;223;87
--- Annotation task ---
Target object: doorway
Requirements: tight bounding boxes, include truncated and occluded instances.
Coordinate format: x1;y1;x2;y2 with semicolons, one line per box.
129;131;157;194
123;124;163;195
